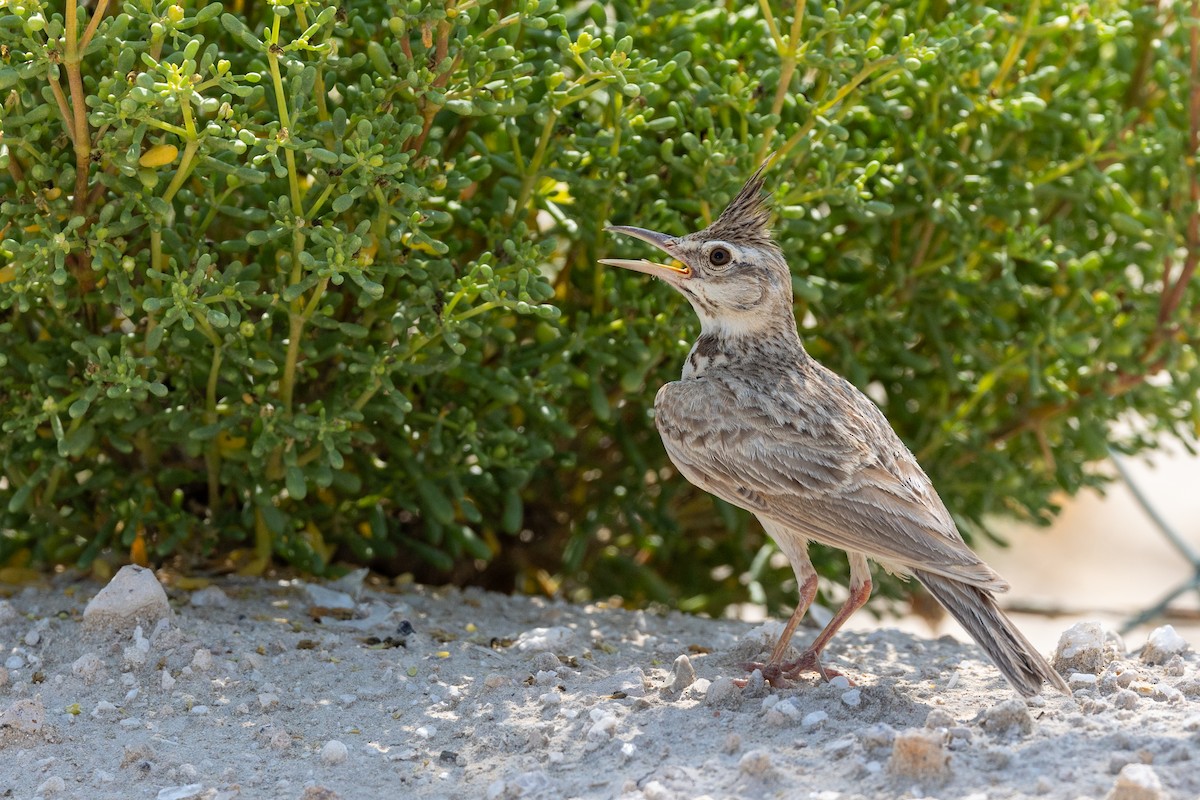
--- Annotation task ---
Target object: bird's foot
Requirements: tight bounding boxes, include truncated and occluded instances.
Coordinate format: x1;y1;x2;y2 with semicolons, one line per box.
779;649;853;685
735;661;791;688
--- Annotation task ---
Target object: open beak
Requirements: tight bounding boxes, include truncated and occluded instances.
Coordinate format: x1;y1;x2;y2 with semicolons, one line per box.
598;226;691;280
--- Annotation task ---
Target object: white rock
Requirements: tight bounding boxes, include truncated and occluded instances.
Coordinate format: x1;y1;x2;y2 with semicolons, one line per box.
802;710;828;729
258;693;279;710
1053;621;1109;674
669;654;696;692
191;649;214;672
841;688;862;708
190;705;209;715
83;566;171;633
539;691;561;708
36;776;66;795
188;586;230;608
92;700;118;717
320;739;349;765
155;784;207;800
586;708;618;741
162;669;176;692
415;725;436;739
24;629;40;646
515;626;575;653
72;652;106;685
1105;763;1163;800
303;582;356;611
1069;673;1098;688
704;676;740;708
828;675;851;690
738;749;774;776
4;654;24;670
1142;625;1189;665
0;697;45;736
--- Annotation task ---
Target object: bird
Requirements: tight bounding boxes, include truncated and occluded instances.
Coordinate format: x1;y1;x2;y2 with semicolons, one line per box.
599;160;1069;697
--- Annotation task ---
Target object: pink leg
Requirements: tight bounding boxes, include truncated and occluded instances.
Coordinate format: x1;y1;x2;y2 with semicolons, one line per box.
780;551;872;682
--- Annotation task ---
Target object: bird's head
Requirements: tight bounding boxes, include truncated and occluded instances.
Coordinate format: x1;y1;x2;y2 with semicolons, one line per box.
600;161;794;338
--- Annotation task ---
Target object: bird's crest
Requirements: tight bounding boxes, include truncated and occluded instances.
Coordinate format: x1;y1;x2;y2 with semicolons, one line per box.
702;158;774;246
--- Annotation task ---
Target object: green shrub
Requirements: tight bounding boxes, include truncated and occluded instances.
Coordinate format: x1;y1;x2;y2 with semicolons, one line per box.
1;1;1197;617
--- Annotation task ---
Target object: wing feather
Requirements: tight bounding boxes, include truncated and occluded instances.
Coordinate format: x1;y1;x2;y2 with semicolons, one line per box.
655;367;1006;591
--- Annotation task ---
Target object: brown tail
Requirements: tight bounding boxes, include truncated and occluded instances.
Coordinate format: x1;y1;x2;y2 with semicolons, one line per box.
915;570;1069;697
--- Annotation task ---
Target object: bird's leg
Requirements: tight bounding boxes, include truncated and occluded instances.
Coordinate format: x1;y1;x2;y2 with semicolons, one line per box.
739;533;818;686
780;551;872;683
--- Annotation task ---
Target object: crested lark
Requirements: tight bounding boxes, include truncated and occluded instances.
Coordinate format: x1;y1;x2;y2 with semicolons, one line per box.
600;162;1068;696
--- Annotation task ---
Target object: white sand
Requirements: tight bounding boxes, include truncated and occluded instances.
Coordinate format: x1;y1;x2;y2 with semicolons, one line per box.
1;575;1198;800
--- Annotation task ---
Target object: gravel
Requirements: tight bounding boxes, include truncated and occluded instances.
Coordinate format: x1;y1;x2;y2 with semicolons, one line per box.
0;572;1198;799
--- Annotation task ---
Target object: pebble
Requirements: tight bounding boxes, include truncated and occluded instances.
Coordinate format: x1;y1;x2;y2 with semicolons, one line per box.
303;583;356;611
1141;625;1189;665
980;698;1033;737
83;565;172;633
841;688;862;707
828;675;851;690
24;629;40;646
888;728;949;782
0;599;17;624
0;696;46;737
738;749;774;777
1105;763;1164;800
515;626;575;653
801;710;828;730
35;776;65;795
539;691;561;708
92;701;118;717
320;739;349;765
1053;621;1111;674
1113;689;1139;710
189;585;230;608
586;708;618;741
704;677;740;708
155;784;206;800
4;654;23;670
191;649;214;672
669;654;696;692
162;670;177;692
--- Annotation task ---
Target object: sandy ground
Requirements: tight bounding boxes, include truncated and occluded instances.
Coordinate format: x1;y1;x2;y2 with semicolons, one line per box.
1;570;1198;800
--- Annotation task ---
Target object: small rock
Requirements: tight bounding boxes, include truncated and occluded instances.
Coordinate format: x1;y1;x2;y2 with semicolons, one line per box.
515;626;575;653
303;583;356;611
162;670;177;692
1069;673;1098;689
888;728;949;782
828;675;851;690
585;708;617;741
24;629;40;646
36;776;66;795
801;710;828;730
191;649;214;672
92;700;118;717
704;677;740;708
1105;763;1163;800
981;698;1033;737
319;740;348;765
539;691;561;708
722;733;742;754
4;654;25;670
83;565;171;633
1141;626;1189;665
925;708;955;729
0;696;46;738
156;784;207;800
258;693;280;710
483;673;508;689
299;788;343;800
669;654;696;693
0;599;18;624
1113;689;1139;710
860;723;896;754
841;688;862;707
188;585;230;608
1053;622;1122;674
738;749;774;777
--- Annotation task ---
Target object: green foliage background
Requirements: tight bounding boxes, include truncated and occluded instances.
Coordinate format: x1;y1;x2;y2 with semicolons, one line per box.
1;0;1198;616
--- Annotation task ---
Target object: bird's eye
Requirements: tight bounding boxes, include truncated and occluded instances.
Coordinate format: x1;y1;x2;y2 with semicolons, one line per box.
709;246;731;266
